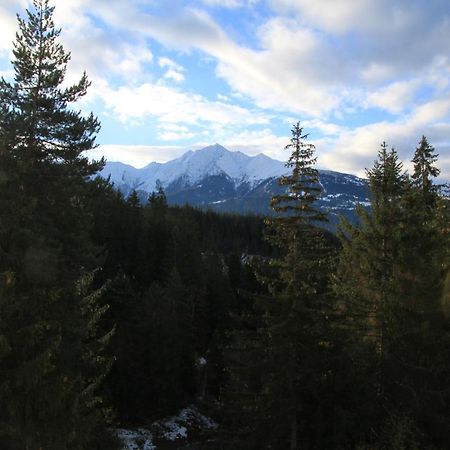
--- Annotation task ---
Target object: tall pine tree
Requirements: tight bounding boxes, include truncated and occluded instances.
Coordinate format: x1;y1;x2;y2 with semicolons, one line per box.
336;139;450;447
223;123;352;449
0;1;116;448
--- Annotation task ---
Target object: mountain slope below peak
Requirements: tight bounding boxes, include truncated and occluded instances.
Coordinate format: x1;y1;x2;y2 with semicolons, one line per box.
98;144;369;229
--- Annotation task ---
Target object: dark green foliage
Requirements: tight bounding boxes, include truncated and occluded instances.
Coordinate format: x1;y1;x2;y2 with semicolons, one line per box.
270;122;325;222
1;0;100;168
148;185;168;211
91;195;263;423
221;123;361;450
411;136;440;207
113;271;196;421
0;1;116;448
336;138;450;448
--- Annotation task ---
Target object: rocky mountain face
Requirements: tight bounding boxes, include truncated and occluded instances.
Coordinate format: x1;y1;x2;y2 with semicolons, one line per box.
99;144;370;227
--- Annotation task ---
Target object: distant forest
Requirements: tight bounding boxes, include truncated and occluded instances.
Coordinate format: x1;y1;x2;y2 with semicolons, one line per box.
0;1;449;450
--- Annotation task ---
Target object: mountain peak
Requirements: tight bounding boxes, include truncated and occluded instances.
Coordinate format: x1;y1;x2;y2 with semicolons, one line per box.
100;144;287;192
202;143;227;152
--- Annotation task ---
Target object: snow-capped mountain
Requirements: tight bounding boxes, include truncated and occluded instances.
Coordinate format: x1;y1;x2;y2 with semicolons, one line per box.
100;144;287;192
99;144;369;227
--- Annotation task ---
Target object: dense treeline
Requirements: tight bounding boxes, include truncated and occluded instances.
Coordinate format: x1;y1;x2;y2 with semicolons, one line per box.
87;181;269;423
0;2;449;450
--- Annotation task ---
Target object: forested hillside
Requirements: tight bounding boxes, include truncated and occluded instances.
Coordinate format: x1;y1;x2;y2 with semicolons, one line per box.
0;2;449;450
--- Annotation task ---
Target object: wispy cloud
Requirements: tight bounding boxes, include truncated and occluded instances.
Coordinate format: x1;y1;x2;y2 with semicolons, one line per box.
159;57;185;82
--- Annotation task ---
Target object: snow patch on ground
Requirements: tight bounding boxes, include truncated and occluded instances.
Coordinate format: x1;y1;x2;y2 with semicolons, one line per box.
179;406;218;430
155;417;188;441
117;405;217;449
117;428;155;450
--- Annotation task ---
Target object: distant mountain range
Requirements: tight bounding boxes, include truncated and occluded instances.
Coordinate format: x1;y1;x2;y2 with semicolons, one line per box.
99;144;370;227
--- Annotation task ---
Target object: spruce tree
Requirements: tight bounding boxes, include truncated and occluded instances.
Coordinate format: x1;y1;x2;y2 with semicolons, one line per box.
336;139;450;446
396;136;445;312
224;123;348;449
411;136;440;209
0;1;115;448
396;138;450;446
337;143;406;391
264;124;349;449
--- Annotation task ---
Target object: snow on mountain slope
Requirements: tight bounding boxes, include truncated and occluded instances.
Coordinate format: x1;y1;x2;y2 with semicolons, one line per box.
100;144;288;192
245;153;287;182
99;161;144;189
98;144;370;229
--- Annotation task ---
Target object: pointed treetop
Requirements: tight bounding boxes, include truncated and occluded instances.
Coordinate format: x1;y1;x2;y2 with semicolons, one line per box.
0;0;102;176
412;136;440;187
269;122;325;224
366;142;405;205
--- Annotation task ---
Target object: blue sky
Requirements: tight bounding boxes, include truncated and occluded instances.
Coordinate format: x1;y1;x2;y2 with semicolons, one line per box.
0;0;449;178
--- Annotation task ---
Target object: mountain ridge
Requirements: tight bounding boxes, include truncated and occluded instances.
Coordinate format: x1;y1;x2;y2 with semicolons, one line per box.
99;144;370;227
100;144;289;192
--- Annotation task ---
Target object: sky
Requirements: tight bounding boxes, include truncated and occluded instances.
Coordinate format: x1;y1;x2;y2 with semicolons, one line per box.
0;0;449;179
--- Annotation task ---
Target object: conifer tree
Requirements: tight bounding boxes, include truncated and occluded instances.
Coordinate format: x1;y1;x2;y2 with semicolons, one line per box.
148;184;168;212
338;143;405;343
224;123;348;449
0;0;103;273
396;136;445;312
395;138;450;445
411;136;440;209
0;1;115;448
265;124;348;449
336;139;450;446
0;0;101;170
337;143;406;389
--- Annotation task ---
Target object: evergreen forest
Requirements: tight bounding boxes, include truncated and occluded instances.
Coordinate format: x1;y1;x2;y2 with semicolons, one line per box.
0;1;449;449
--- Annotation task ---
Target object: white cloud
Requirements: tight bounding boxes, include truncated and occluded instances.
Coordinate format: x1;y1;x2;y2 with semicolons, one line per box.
365;80;419;114
269;0;403;34
217;93;230;102
113;2;449;119
222;128;287;160
201;0;261;7
157;123;195;141
59;21;153;83
201;0;244;7
159;57;185;83
158;57;181;70
128;11;342;116
98;81;270;127
269;0;424;36
3;0;436;127
163;69;185;83
317;96;450;177
213;18;341;116
302;119;346;136
361;63;396;84
158;130;195;140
